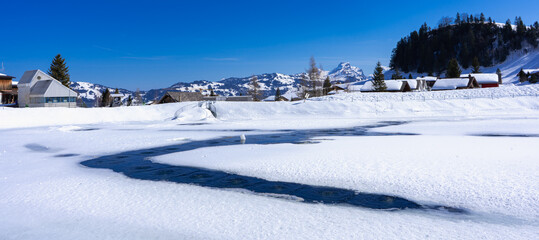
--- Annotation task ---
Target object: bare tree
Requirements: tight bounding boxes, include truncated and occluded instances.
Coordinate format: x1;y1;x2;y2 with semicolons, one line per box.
134;88;143;105
307;56;320;97
247;75;262;101
438;16;454;28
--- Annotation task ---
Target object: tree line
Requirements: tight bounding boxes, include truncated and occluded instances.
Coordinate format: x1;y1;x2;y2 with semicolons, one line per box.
390;13;539;75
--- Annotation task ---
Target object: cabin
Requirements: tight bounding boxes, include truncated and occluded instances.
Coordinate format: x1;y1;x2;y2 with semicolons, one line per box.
360;80;412;92
110;93;124;107
393;79;427;91
0;73;17;106
460;73;500;88
416;76;438;89
17;70;78;108
202;95;253;101
157;91;204;104
431;77;479;91
522;69;539;82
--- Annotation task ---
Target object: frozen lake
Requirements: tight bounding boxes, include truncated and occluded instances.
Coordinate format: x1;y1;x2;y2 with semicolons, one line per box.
1;99;539;239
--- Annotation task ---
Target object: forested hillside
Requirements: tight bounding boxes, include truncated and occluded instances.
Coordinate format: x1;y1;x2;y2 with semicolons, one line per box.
390;13;539;74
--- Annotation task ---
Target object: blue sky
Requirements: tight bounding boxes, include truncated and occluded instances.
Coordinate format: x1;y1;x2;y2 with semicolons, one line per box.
1;0;538;90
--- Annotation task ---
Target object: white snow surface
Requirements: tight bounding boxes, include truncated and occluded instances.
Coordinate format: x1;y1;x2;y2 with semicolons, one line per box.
1;87;539;239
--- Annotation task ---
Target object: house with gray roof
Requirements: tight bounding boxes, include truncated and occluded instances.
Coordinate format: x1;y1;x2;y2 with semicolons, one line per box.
18;70;78;108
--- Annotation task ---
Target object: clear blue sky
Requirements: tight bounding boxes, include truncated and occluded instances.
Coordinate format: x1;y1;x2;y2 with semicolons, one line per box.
1;0;537;90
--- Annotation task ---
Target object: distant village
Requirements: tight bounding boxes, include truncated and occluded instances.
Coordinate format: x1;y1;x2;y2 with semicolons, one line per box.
1;56;539;108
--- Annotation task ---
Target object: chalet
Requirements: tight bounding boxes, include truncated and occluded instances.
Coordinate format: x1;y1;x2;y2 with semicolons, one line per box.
416;76;438;88
202;95;253;101
0;73;17;106
110;93;124;107
522;69;539;82
360;80;412;92
431;77;479;91
394;79;427;91
460;73;500;88
17;70;78;108
157;91;204;104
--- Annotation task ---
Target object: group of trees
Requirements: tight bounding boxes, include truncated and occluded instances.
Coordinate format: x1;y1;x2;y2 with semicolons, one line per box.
390;13;539;75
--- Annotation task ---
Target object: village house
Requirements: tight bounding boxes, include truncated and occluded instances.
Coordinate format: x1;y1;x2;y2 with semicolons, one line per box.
431;77;479;91
360;80;412;92
157;91;204;104
521;69;539;82
460;73;501;88
416;76;438;89
203;95;254;101
0;73;17;106
17;70;78;108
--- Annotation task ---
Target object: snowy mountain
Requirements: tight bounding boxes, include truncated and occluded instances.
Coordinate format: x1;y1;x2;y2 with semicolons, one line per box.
73;62;367;106
327;62;367;82
70;82;135;107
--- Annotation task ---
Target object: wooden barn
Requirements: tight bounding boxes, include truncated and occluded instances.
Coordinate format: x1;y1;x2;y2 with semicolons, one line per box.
157;91;203;104
360;80;412;92
460;73;501;88
0;73;17;105
431;77;479;91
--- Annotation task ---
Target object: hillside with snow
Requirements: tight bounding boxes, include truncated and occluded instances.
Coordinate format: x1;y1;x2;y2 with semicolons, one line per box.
71;62;367;106
383;47;539;83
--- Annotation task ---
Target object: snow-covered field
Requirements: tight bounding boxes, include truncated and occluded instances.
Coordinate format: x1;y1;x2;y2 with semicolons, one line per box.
1;87;539;239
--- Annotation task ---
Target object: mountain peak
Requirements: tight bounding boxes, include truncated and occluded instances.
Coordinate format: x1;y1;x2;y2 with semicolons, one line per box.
328;62;366;82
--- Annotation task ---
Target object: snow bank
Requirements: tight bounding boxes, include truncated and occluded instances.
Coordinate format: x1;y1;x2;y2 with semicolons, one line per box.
0;103;189;129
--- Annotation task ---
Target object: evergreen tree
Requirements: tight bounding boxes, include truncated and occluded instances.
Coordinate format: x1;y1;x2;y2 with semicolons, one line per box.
101;88;111;107
48;54;71;88
248;75;261;101
479;13;485;23
322;76;331;95
210;88;216;96
391;68;403;79
114;88;119;94
408;73;413;79
446;58;462;78
127;95;133;106
496;68;502;83
472;57;481;73
372;61;387;92
518;69;528;82
455;13;461;25
274;88;281;100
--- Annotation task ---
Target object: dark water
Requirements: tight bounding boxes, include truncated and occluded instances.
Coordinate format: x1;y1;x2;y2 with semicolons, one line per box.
80;121;466;212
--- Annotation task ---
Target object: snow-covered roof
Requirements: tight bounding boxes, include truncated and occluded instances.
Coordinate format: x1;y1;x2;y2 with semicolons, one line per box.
416;76;437;81
432;78;470;90
360;80;405;92
460;73;498;84
29;79;77;97
523;69;539;75
12;81;18;87
347;85;362;91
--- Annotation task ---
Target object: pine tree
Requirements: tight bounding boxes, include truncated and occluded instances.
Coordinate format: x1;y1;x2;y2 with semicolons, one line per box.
210;88;216;96
127;96;133;106
480;13;485;23
518;69;528;82
322;76;331;95
248;75;261;101
101;88;111;107
472;57;481;73
446;58;461;78
408;73;413;79
48;54;71;88
455;13;461;25
274;88;281;100
372;61;387;92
